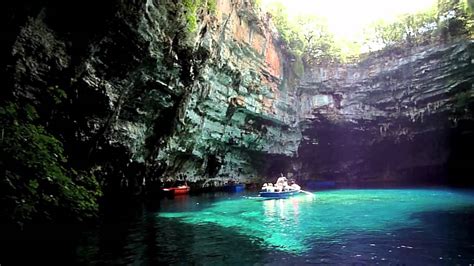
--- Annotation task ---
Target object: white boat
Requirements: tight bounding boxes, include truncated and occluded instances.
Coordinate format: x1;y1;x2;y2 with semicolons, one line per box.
259;175;301;198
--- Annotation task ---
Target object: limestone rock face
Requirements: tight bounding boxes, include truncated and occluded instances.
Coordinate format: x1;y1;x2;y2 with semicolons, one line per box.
155;0;301;183
3;0;473;196
297;42;474;186
2;0;300;195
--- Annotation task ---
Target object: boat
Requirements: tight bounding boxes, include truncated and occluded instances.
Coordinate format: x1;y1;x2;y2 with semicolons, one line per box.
223;183;245;192
162;185;190;195
259;175;301;198
201;178;245;193
259;189;300;198
162;180;190;195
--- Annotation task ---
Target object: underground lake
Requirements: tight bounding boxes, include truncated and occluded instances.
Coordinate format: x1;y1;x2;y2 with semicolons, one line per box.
2;0;474;264
3;189;474;265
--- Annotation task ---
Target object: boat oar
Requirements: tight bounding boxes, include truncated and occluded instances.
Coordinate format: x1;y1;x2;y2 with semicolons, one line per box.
300;190;315;197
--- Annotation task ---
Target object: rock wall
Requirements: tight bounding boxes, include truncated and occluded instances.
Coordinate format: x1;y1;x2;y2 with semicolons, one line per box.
297;42;474;186
1;0;300;196
155;0;301;184
2;0;473;199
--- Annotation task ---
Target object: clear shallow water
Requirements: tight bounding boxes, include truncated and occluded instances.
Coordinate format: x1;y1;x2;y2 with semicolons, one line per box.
3;189;474;265
160;189;474;254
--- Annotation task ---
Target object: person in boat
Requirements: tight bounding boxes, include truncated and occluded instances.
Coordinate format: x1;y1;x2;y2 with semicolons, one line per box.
276;174;288;186
290;183;301;191
267;183;275;192
275;184;282;192
287;179;300;191
261;183;268;191
275;174;288;192
175;180;187;188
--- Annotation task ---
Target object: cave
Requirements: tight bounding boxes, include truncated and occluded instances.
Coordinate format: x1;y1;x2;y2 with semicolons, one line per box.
1;0;474;264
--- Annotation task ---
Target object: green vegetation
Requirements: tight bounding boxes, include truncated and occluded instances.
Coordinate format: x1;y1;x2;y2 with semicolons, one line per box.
262;0;473;67
207;0;217;13
264;1;363;67
267;2;303;55
453;91;473;113
366;0;473;51
0;103;102;227
365;9;438;49
267;3;345;67
183;0;217;33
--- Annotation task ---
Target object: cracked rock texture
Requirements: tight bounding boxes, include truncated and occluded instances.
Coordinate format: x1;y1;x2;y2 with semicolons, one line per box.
297;41;474;186
2;0;473;197
2;0;301;195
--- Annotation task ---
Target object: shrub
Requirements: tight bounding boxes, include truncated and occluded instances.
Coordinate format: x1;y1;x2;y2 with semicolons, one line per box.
0;102;102;227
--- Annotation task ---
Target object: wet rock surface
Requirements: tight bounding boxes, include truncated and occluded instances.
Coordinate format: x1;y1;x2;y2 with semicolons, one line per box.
297;41;474;186
2;0;473;199
1;0;300;196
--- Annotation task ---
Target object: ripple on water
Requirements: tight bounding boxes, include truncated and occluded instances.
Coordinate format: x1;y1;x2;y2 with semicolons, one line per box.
159;189;474;256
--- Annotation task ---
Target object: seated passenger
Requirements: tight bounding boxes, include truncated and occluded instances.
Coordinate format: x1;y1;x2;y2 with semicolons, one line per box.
276;176;287;185
275;184;283;192
290;183;301;191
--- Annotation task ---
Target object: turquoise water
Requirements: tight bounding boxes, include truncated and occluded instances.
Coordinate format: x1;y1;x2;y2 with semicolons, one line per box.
4;189;474;265
156;189;474;263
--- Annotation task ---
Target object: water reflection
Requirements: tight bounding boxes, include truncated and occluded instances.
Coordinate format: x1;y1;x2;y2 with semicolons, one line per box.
36;190;474;265
6;190;474;265
258;196;317;252
262;195;315;222
159;190;474;254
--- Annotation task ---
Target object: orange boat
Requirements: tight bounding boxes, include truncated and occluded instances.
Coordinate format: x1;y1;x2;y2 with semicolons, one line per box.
162;181;190;195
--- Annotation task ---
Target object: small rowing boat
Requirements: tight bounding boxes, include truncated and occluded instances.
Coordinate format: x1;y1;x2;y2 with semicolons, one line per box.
162;181;190;195
259;175;301;198
259;189;300;198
